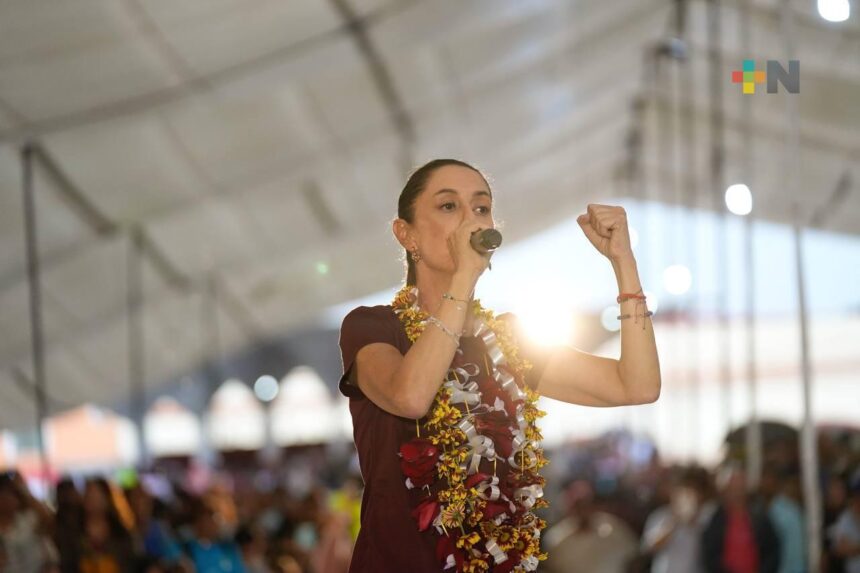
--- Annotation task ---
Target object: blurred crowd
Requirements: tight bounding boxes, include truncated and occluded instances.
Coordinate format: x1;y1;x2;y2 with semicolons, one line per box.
0;469;362;573
1;428;859;573
540;462;860;573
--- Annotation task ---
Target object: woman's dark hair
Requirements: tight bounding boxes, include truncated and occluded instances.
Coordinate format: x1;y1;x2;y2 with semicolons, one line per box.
398;159;491;285
84;477;133;539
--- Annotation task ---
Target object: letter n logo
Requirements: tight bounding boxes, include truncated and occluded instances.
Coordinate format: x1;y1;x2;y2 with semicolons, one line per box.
766;60;800;93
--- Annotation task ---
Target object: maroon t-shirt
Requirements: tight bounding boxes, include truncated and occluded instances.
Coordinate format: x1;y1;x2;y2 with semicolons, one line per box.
337;304;548;572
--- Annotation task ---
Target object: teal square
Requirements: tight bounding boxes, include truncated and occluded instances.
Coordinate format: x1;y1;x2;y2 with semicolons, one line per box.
743;59;755;72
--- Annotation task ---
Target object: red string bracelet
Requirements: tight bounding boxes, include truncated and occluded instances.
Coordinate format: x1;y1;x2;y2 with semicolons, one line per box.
617;292;646;303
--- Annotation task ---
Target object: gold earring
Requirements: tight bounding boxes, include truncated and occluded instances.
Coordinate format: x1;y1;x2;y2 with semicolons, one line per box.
410;249;421;263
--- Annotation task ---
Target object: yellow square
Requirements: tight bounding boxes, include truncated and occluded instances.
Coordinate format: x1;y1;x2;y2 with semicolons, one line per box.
743;82;755;94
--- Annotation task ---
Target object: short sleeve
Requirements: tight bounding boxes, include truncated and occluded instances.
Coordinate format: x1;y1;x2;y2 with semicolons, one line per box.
497;312;551;392
338;305;401;399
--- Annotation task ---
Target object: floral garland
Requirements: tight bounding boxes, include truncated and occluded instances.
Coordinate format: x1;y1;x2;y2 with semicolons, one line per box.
392;284;549;573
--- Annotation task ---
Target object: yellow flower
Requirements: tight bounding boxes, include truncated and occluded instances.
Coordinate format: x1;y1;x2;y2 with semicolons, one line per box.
462;559;490;573
456;531;481;550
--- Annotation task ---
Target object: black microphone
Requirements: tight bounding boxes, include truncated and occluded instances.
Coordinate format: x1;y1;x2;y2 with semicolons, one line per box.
470;228;503;254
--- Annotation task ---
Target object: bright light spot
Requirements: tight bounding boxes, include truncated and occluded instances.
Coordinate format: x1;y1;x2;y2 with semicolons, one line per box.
663;264;692;295
601;306;621;332
513;282;577;345
725;184;752;216
818;0;850;21
316;262;329;275
629;226;639;249
254;375;279;402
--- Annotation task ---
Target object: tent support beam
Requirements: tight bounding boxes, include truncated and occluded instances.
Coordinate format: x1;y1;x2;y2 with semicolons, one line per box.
20;143;51;485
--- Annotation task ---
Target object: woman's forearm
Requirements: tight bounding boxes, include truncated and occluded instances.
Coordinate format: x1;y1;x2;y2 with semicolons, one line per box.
393;271;478;418
612;255;661;403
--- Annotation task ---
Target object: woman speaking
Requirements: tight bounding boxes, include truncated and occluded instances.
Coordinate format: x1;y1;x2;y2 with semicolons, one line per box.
337;158;661;572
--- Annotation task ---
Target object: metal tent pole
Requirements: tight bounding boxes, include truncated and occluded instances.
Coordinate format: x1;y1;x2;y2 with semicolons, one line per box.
127;227;149;468
706;0;733;449
738;0;763;492
20;144;51;485
676;0;704;462
779;1;821;570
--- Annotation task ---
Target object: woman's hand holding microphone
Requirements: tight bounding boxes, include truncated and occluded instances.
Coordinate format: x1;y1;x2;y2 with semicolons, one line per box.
447;219;496;297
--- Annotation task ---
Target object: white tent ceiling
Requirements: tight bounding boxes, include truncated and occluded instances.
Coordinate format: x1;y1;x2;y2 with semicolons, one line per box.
0;0;858;429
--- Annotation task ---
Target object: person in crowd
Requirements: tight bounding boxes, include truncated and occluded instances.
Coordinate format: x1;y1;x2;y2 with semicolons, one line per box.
641;465;717;573
182;498;246;573
823;473;849;573
542;479;639;573
55;477;136;573
831;474;860;573
759;466;807;573
126;482;183;566
53;477;82;573
0;471;58;573
270;516;310;573
309;494;353;573
701;463;781;573
235;524;271;573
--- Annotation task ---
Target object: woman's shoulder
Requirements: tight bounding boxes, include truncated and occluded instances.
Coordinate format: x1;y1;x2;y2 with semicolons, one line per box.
339;304;401;340
342;304;396;324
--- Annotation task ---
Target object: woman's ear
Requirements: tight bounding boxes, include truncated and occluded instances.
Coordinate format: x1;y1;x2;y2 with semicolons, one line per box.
392;218;414;250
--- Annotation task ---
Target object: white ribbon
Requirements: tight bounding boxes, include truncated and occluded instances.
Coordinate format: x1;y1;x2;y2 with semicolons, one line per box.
513;484;544;510
450;364;481;381
507;445;538;470
521;555;540;572
457;418;497;474
474;475;501;501
496;369;524;402
485;538;509;564
446;378;481;408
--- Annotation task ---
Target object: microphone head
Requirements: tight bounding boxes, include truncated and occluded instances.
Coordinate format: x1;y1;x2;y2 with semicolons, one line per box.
472;228;503;252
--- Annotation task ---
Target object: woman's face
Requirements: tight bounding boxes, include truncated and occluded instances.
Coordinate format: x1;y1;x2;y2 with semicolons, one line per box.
403;165;494;276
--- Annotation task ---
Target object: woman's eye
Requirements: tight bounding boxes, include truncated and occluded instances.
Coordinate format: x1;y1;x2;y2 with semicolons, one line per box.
441;202;456;211
476;206;491;215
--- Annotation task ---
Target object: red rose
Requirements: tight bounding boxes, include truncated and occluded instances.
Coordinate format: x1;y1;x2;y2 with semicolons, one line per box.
483;500;511;520
465;472;491;490
399;438;439;487
474;411;515;458
436;533;467;570
412;497;440;531
479;378;521;417
494;550;522;573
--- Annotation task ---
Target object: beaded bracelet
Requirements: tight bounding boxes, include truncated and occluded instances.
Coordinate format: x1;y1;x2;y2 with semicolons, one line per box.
426;315;461;344
441;294;466;312
442;292;469;303
617;310;654;320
